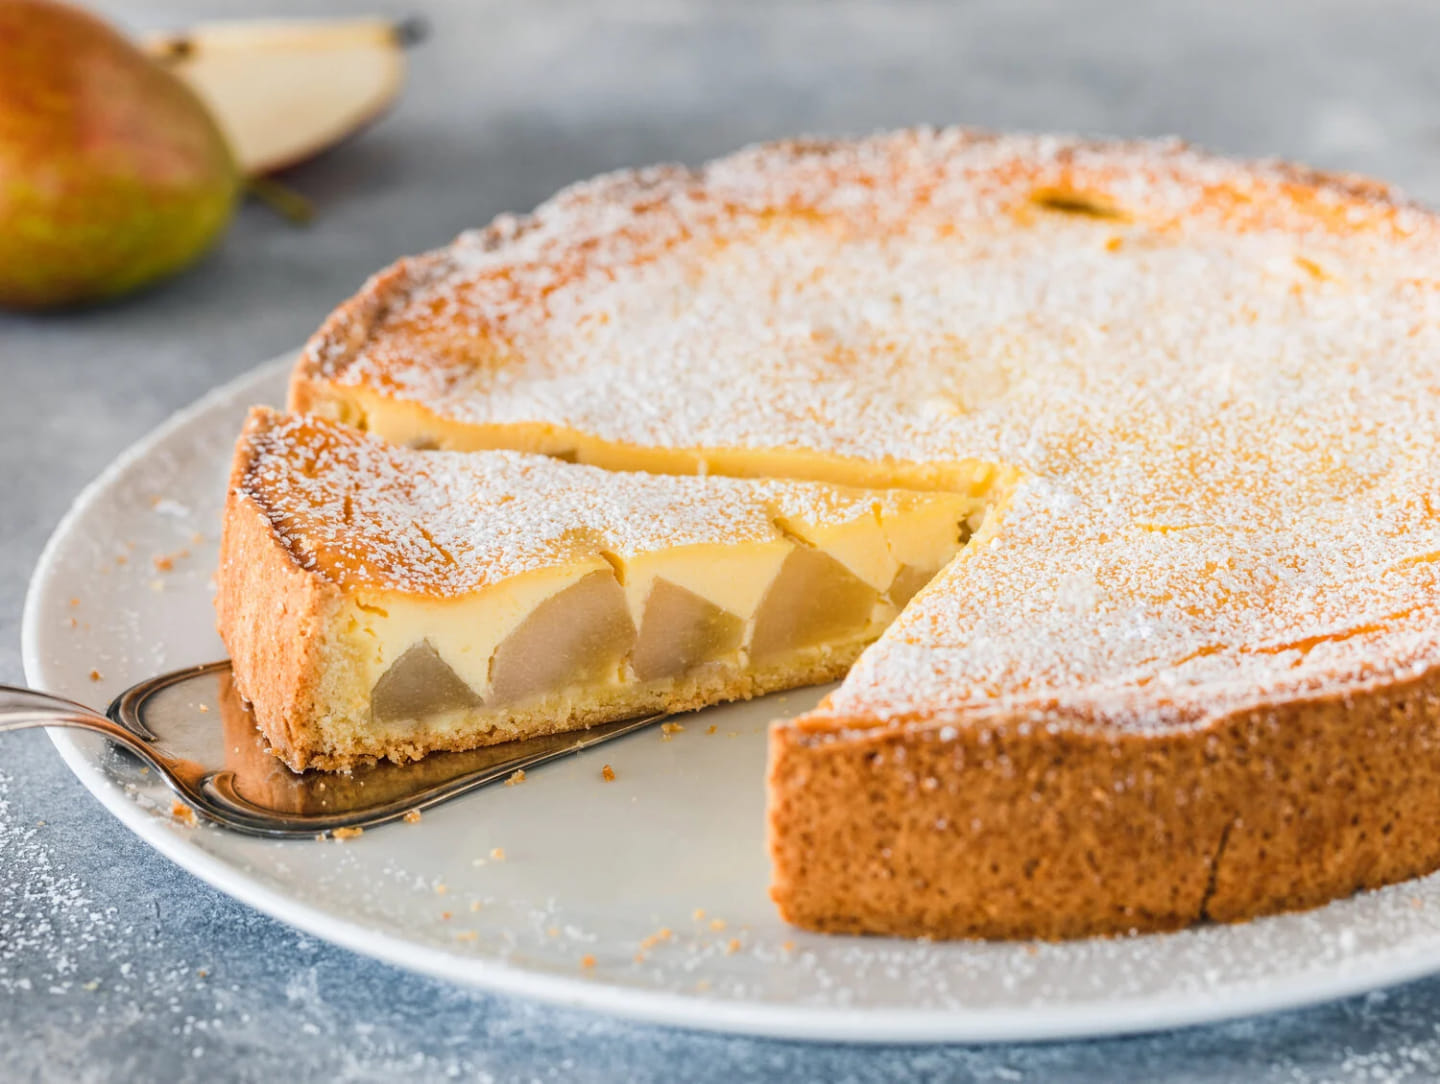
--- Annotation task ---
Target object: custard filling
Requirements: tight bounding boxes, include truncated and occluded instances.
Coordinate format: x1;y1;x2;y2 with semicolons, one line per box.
348;504;972;731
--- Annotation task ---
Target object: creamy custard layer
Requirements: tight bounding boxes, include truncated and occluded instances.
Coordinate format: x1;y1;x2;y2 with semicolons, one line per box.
301;382;1009;498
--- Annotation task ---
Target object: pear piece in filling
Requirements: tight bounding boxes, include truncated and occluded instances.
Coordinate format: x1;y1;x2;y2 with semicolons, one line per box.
749;546;880;663
886;564;941;608
632;578;746;681
488;570;637;704
371;639;483;723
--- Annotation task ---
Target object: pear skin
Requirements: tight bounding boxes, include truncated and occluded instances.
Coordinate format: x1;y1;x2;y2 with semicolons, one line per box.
0;0;240;309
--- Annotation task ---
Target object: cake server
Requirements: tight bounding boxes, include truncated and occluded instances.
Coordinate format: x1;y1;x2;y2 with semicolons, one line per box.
0;661;667;838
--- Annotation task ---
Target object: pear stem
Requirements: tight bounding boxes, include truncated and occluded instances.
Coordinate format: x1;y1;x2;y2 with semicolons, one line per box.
245;176;314;225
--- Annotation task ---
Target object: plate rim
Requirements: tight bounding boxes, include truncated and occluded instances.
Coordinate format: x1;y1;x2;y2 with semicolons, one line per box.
21;353;1440;1044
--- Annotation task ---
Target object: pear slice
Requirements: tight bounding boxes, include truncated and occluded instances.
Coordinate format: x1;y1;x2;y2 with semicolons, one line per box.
750;547;880;662
371;640;482;724
488;571;637;705
144;18;420;175
633;579;746;681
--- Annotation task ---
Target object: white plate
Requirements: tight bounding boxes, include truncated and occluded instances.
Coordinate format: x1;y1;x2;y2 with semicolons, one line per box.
23;355;1440;1044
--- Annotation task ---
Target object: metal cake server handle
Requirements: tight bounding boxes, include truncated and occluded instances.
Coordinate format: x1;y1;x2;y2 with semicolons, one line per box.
0;661;667;839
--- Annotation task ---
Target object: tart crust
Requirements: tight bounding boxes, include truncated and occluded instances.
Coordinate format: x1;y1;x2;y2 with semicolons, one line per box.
769;669;1440;939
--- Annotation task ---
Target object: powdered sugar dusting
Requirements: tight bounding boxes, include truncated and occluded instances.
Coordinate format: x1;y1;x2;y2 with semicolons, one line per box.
234;410;929;597
294;128;1440;734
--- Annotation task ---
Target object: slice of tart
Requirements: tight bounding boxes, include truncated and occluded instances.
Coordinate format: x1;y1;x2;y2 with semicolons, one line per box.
217;408;976;771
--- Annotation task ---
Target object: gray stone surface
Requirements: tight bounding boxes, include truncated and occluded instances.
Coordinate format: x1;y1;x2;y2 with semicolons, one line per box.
6;0;1440;1079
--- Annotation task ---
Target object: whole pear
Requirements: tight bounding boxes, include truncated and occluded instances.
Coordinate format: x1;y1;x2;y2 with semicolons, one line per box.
0;0;240;309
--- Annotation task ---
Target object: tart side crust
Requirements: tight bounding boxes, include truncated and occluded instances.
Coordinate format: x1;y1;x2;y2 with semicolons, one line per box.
216;412;344;771
768;668;1440;939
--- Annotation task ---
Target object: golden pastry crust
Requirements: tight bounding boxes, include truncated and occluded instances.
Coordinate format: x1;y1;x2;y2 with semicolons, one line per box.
768;667;1440;939
215;411;344;768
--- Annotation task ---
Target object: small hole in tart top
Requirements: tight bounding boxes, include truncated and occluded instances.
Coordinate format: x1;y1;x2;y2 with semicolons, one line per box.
1029;187;1131;221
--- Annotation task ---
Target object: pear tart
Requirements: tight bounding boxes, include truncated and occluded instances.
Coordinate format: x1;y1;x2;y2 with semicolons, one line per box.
219;408;974;771
229;128;1440;939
